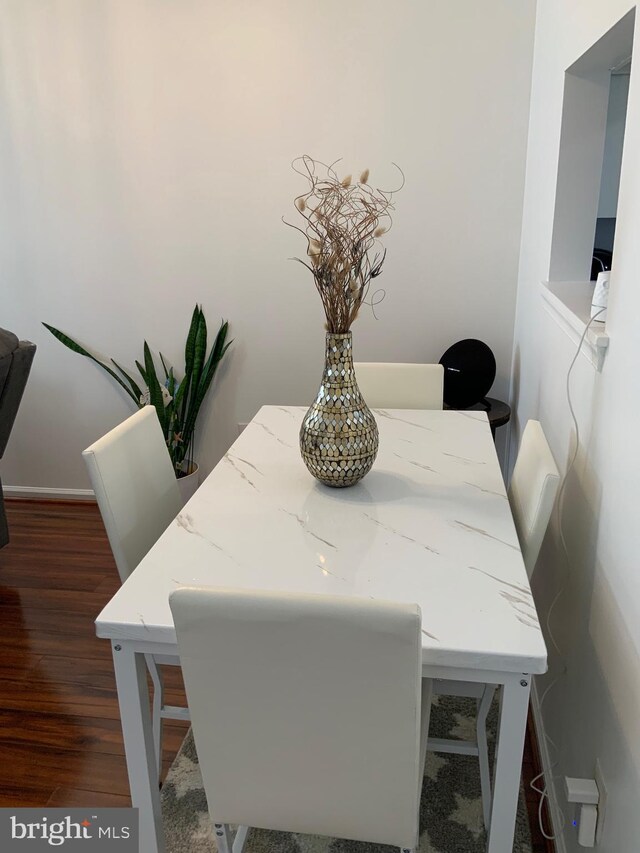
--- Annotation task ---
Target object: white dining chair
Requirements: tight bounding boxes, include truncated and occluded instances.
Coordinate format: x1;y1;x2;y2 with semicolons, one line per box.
170;587;432;853
354;362;444;410
429;419;561;829
83;407;187;780
508;420;562;578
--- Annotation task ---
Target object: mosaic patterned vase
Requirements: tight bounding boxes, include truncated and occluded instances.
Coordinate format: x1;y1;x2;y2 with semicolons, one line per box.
300;332;379;488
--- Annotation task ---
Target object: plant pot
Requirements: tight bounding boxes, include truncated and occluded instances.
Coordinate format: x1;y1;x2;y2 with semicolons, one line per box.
300;331;378;488
177;462;200;506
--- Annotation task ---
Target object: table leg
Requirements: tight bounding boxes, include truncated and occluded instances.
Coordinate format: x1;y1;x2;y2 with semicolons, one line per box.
486;674;530;852
112;641;166;853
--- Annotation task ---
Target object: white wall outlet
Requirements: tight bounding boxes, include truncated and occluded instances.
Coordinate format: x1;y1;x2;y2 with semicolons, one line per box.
565;776;601;847
565;777;599;804
578;804;598;847
595;760;608;844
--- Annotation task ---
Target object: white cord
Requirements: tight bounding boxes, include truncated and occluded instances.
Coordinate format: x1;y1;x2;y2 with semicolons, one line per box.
530;306;606;840
530;676;564;838
546;307;606;654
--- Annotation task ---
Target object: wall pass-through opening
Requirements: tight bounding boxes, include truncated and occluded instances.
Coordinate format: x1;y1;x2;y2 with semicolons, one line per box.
549;9;635;286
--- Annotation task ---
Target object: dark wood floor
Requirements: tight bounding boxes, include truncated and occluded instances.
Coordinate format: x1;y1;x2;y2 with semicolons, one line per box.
0;499;189;809
0;499;552;850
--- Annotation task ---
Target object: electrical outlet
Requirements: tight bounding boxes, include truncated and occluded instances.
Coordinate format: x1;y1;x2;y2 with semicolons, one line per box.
595;760;608;844
579;805;598;847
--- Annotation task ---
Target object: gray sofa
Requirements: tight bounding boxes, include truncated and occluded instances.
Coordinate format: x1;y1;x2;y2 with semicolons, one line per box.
0;328;36;547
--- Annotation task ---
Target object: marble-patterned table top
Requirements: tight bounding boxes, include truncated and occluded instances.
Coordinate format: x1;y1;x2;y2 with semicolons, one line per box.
96;406;547;674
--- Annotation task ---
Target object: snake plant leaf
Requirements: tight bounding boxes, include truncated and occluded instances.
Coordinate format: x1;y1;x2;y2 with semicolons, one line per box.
173;371;187;413
111;360;143;402
179;305;201;423
190;312;208;399
181;313;208;444
159;352;170;381
143;341;168;437
198;322;230;401
42;323;139;405
183;305;200;383
182;320;230;443
135;360;148;386
167;367;176;399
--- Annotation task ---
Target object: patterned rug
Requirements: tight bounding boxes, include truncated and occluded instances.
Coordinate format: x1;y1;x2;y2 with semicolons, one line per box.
161;695;532;852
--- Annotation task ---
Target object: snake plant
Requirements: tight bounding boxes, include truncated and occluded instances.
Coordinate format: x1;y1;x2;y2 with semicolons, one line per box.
43;306;231;477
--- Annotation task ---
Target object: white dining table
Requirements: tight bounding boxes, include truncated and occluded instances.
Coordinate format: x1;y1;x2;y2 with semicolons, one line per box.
96;405;547;853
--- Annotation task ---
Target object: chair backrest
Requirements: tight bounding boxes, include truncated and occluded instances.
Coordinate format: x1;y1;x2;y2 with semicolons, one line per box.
0;332;36;457
354;362;444;409
83;407;182;582
508;420;561;577
170;587;423;849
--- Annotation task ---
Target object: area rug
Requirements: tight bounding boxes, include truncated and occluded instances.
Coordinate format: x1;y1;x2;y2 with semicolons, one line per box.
161;695;532;852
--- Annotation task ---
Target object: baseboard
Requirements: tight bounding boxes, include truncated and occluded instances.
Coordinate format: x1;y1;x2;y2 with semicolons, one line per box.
530;680;567;853
3;485;95;501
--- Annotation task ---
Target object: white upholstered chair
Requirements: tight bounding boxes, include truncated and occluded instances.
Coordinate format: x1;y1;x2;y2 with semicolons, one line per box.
83;407;186;779
430;419;561;828
170;587;432;853
508;420;562;578
354;362;444;410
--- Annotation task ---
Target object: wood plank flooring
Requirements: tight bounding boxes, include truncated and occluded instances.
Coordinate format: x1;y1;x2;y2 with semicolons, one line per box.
0;500;189;810
0;499;553;851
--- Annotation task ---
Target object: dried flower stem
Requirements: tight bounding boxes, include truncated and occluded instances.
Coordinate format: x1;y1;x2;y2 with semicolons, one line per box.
284;155;403;333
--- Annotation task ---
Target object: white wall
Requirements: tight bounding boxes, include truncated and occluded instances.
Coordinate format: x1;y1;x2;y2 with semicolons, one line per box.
0;0;535;491
598;73;631;218
512;2;640;850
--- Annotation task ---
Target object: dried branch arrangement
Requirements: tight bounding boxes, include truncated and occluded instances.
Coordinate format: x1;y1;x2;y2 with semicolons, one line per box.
285;155;403;333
